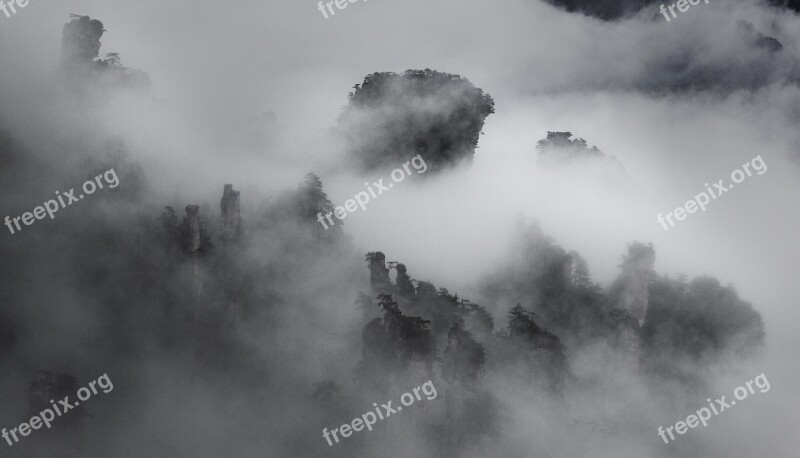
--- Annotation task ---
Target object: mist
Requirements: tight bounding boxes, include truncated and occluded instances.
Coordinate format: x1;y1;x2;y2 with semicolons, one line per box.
1;0;799;457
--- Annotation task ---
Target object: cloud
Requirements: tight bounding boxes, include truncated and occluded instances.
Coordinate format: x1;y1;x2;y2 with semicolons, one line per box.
0;1;799;456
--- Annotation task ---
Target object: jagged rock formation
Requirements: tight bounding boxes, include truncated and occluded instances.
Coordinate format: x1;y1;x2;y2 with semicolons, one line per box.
361;253;496;339
356;252;571;399
366;252;393;295
60;15;151;91
395;263;415;300
357;294;436;390
480;222;764;384
415;281;436;303
218;185;246;322
355;253;507;457
155;204;215;320
158;204;212;257
156;181;346;328
61;15;105;65
220;184;242;242
338;69;495;173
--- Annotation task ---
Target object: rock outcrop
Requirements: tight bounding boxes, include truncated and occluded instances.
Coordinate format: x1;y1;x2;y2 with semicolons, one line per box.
220;184;242;242
395;263;415;300
367;252;393;295
59;15;151;90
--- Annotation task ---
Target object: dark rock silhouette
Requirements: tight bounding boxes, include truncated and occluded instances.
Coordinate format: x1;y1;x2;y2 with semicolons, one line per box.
220;184;242;242
357;293;436;390
395;262;416;301
60;15;151;91
366;252;392;295
481;222;764;383
536;131;625;172
61;15;105;65
544;0;800;21
641;275;765;382
338;69;494;173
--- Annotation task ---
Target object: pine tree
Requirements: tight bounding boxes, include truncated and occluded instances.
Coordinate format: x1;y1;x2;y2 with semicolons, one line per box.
505;303;567;391
567;251;591;288
300;172;342;239
357;294;437;388
300;173;336;223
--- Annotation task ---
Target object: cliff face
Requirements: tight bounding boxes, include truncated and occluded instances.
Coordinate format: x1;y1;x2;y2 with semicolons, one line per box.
358;254;566;397
220;184;242;242
60;15;105;66
59;15;152;90
415;281;436;302
163;186;240;318
442;320;486;386
339;69;495;173
367;252;393;295
395;263;415;300
613;242;656;326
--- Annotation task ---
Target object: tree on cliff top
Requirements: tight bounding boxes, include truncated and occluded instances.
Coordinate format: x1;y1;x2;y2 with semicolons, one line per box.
60;15;151;91
338;69;495;173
